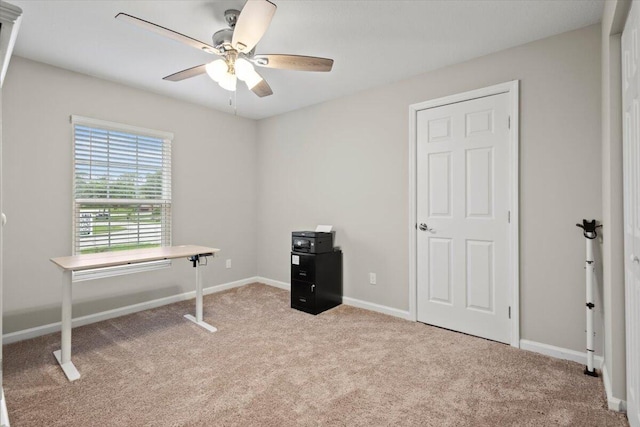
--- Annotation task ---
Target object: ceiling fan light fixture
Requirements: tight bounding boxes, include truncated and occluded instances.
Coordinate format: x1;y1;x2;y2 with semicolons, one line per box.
218;72;237;91
235;58;263;89
234;58;252;78
205;59;228;82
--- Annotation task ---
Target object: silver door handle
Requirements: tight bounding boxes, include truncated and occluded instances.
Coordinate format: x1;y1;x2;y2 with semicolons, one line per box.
1;213;5;226
419;223;434;232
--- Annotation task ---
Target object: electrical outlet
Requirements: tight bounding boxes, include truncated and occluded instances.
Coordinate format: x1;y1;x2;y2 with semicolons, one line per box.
226;259;232;269
369;273;376;285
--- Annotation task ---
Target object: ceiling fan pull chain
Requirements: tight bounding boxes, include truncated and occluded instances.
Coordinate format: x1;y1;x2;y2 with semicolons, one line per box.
229;91;237;116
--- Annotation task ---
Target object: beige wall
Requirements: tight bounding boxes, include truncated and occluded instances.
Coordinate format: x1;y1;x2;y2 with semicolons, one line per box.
257;25;603;353
2;24;607;360
2;56;258;332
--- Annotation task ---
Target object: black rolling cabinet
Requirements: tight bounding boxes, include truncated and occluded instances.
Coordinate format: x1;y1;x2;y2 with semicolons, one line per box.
291;250;342;315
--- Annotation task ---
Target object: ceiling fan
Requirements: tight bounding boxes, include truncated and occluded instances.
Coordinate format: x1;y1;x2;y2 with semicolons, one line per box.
115;0;334;98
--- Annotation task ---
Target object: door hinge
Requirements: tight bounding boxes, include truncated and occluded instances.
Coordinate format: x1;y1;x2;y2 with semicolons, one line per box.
508;306;511;319
508;116;511;129
508;210;511;223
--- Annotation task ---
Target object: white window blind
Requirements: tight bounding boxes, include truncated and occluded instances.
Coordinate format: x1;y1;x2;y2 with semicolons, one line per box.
71;116;173;263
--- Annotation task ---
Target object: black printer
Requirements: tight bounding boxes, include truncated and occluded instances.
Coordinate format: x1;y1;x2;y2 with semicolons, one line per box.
291;231;334;254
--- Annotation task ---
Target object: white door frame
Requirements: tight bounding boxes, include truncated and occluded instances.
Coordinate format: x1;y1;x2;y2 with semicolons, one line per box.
408;80;520;347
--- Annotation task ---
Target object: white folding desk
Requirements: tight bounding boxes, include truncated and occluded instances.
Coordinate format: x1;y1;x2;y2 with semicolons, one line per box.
50;245;220;382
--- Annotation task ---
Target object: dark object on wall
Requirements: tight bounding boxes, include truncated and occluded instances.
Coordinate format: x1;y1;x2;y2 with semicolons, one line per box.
291;230;342;315
291;231;334;254
576;219;602;240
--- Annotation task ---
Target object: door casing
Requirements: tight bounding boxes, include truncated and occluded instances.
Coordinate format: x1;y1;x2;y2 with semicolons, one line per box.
408;80;520;347
622;3;640;422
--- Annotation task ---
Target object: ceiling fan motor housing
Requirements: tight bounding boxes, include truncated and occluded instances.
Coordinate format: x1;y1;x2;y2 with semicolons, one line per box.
212;28;256;57
212;28;234;52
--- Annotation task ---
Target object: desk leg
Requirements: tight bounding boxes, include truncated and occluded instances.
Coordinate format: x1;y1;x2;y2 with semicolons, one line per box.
184;258;217;333
195;262;203;323
53;270;81;381
1;388;10;427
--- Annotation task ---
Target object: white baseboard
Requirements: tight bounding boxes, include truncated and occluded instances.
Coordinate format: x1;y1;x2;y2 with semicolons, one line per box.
602;363;627;412
256;277;290;290
519;339;604;369
2;277;258;345
342;296;412;320
257;277;412;320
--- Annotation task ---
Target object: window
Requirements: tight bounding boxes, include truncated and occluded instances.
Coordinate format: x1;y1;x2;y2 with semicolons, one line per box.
71;116;173;280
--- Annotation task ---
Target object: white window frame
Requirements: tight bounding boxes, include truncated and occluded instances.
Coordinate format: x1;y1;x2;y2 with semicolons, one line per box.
70;115;174;282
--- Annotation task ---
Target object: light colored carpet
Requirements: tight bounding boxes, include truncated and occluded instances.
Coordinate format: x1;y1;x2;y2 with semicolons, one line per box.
2;283;628;426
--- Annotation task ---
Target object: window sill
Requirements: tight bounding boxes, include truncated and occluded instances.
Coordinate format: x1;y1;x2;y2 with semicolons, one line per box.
72;259;171;282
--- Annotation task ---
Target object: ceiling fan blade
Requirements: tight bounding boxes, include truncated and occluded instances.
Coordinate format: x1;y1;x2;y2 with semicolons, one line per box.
253;54;333;72
251;78;273;98
115;13;219;55
232;0;277;54
163;64;208;82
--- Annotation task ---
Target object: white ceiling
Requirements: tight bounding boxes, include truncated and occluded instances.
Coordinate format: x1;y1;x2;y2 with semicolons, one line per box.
10;0;604;120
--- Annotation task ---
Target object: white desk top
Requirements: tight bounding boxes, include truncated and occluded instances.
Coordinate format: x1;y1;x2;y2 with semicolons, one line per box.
50;245;220;271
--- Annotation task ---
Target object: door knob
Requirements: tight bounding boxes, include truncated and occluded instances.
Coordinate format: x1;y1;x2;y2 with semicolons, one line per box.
419;223;434;232
631;254;640;264
1;213;5;226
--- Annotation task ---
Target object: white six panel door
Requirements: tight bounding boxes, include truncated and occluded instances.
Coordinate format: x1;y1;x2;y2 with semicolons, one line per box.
416;93;511;344
622;2;640;425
